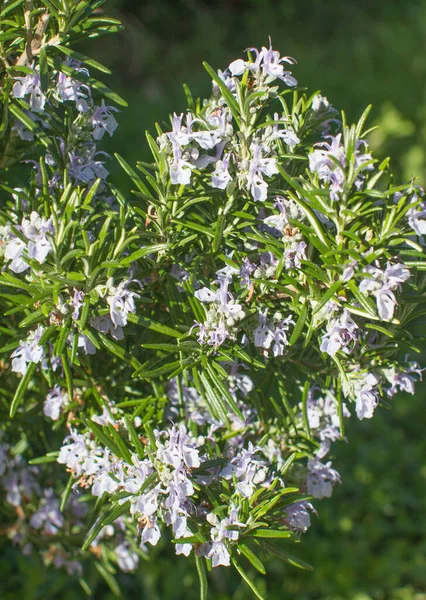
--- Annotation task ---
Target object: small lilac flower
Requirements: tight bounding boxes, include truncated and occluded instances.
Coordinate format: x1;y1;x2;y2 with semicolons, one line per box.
11;325;46;375
349;372;381;420
57;61;91;113
284;241;307;269
13;72;46;112
71;289;85;320
68;147;109;184
285;501;316;534
115;543;139;572
43;385;69;421
29;489;64;535
239;257;256;288
359;262;410;321
212;154;232;189
320;309;358;357
140;517;161;546
247;143;278;201
77;333;96;355
90;315;124;341
307;458;341;498
170;143;194;185
91;100;119;140
166;113;193;147
386;362;423;398
206;506;244;567
271;113;300;146
107;279;139;328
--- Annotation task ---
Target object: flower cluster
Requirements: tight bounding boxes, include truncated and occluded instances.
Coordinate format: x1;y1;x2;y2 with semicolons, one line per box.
1;13;425;597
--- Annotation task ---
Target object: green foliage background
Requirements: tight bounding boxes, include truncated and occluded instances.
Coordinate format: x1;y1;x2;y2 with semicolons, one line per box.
2;0;426;598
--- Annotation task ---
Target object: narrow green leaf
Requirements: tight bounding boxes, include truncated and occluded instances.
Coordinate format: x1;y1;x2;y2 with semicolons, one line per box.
10;362;37;417
203;62;240;121
39;46;49;92
250;529;292;539
231;557;265;600
289;302;308;345
239;543;266;574
94;562;121;597
55;45;112;74
127;312;184;338
60;474;75;512
311;280;342;315
195;554;208;600
120;243;169;266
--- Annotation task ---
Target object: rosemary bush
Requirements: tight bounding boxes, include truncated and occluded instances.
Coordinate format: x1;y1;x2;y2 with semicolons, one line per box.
1;2;425;598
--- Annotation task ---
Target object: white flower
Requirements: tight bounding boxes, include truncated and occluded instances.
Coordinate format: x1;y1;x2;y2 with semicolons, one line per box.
29;489;64;535
170;143;194;184
140;517;161;546
13;73;46;112
247;143;278;202
320;310;358;356
307;458;341;498
11;325;45;375
106;279;139;328
115;543;139;572
285;501;316;533
91;100;119;140
354;373;380;419
228;59;247;76
43;385;69;421
359;262;410;321
212;155;232;189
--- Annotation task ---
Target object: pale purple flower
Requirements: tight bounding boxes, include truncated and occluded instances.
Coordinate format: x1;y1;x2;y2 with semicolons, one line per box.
228;59;247;76
155;424;200;470
11;325;45;375
13;72;46;112
285;501;316;534
107;279;140;328
115;542;139;572
166;113;193;147
386;362;423;398
342;260;358;281
170;143;194;185
359;262;410;321
206;505;244;567
220;444;268;498
195;277;242;318
309;134;346;200
43;385;69;421
57;60;91;112
349;372;381;420
124;459;153;494
271;113;300;146
130;486;161;518
5;211;54;273
68;147;109;183
254;309;293;355
71;289;85;320
239;257;256;288
92;469;120;497
212;154;232;189
90;314;124;341
284;241;307;269
77;333;96;355
91;100;119;140
140;517;161;546
29;489;64;535
307;458;341;498
320;310;358;356
247;143;278;201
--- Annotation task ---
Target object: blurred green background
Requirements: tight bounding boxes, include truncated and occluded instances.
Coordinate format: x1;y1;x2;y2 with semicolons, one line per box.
2;0;426;598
